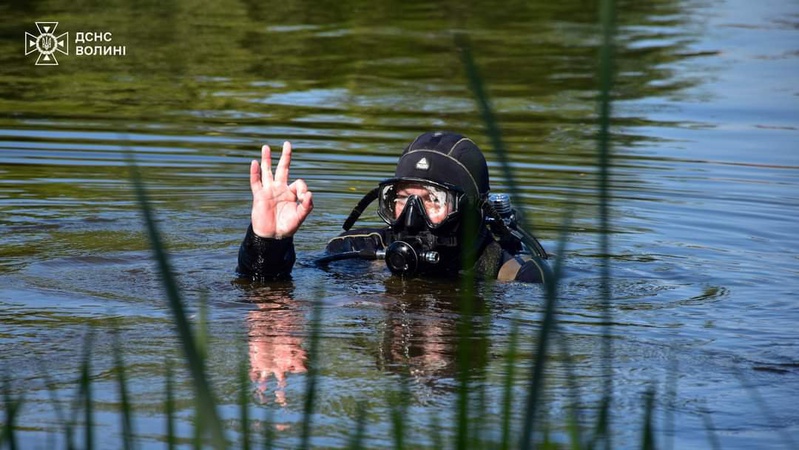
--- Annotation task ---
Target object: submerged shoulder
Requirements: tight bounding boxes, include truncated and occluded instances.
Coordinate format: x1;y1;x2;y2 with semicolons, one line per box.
326;228;387;254
496;252;550;284
478;237;549;284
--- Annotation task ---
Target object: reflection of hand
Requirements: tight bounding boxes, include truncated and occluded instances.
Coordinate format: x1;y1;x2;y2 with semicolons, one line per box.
248;302;307;406
249;335;307;405
250;142;314;238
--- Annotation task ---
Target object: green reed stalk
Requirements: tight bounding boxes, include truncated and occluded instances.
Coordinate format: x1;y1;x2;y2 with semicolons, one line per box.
128;159;225;449
596;0;617;446
699;404;721;450
454;34;531;237
165;358;176;450
113;329;135;450
548;204;584;450
428;409;443;450
1;374;21;450
473;369;489;450
455;32;563;448
733;370;798;448
520;239;569;449
590;404;610;450
40;367;76;450
300;297;323;450
194;294;213;449
78;330;95;450
196;292;210;366
390;376;410;450
665;353;678;450
347;401;367;450
499;318;520;450
556;329;584;450
640;386;656;450
238;353;251;450
261;404;275;450
456;203;480;450
390;396;404;450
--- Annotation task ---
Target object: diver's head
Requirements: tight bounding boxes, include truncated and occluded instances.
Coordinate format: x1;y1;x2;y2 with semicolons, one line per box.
378;131;489;231
377;131;490;276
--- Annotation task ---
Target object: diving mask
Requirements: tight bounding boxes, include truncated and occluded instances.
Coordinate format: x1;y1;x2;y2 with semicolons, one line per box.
377;179;463;230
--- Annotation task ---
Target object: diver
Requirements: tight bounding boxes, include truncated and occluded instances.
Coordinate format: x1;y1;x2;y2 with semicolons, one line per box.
236;131;550;283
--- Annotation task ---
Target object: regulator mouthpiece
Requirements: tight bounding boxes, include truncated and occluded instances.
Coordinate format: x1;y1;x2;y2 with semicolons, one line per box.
383;240;439;275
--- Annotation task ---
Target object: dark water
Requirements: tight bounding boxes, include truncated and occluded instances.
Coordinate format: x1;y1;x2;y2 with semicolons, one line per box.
1;0;798;447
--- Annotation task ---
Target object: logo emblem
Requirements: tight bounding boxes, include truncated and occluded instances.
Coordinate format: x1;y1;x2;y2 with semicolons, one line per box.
416;157;429;170
25;22;69;66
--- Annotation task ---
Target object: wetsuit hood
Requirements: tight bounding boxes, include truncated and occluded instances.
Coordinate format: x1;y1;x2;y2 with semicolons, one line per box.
394;131;490;203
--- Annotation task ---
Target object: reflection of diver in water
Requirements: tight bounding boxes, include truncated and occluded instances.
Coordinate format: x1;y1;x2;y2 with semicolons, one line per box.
375;277;490;381
236;131;551;283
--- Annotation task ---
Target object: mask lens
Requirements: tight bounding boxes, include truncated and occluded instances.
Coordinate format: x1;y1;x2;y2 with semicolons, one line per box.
379;181;458;226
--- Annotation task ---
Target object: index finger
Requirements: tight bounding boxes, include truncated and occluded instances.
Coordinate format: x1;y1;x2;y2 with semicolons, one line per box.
274;141;292;184
261;144;274;183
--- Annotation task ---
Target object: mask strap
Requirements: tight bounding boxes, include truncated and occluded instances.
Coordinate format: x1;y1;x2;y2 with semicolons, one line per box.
343;187;379;231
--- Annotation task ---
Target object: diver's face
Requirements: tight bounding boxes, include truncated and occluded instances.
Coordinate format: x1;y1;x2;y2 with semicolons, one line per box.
394;184;451;224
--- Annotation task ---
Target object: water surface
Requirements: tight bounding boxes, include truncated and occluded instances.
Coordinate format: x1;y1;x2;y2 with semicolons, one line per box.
1;0;798;447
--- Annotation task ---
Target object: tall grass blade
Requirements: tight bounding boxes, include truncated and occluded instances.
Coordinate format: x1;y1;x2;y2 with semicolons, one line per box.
700;404;722;450
473;372;488;450
389;376;410;450
165;358;176;450
238;352;251;450
517;211;568;448
499;318;520;450
40;367;76;450
590;397;611;450
665;352;678;450
456;204;480;450
67;361;86;448
78;330;95;450
733;370;798;448
596;0;617;447
429;410;443;450
196;291;210;364
456;31;566;448
193;404;202;449
128;158;226;448
641;386;656;450
556;328;584;450
261;406;275;450
347;401;367;450
113;329;136;450
1;374;22;450
300;297;323;450
194;291;211;449
549;204;582;450
453;33;533;238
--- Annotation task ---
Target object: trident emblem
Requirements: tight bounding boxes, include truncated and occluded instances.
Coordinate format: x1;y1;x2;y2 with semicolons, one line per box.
25;22;69;66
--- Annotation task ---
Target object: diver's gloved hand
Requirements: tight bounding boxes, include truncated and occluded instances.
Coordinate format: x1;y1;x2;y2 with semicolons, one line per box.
249;141;314;238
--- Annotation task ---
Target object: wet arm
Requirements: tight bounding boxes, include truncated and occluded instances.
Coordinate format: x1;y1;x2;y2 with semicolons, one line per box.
237;224;296;280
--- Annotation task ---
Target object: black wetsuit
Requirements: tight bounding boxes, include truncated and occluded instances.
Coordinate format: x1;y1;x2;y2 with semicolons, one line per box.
236;224;549;283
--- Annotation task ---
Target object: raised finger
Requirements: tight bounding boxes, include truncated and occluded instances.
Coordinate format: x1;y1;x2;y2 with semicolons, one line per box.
261;145;274;183
249;159;262;193
274;141;292;184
